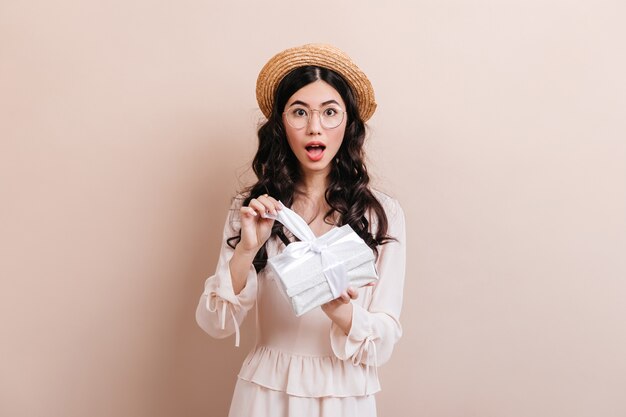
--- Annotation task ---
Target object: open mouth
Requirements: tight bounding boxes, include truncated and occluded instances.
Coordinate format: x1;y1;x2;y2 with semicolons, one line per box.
305;143;326;162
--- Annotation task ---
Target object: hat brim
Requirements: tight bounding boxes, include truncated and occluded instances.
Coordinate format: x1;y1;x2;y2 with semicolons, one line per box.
256;44;377;122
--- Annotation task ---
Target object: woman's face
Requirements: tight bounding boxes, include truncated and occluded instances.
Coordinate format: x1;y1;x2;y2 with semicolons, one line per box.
282;80;347;179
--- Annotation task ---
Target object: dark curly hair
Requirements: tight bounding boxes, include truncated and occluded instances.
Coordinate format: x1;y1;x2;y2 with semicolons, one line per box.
228;65;393;272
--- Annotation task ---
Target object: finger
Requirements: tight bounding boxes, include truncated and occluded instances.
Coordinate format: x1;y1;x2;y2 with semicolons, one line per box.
347;287;359;300
239;206;257;218
339;291;350;303
255;195;278;216
248;199;267;216
258;194;282;212
265;195;282;212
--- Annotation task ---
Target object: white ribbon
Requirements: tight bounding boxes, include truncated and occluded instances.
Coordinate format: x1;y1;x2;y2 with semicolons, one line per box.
264;203;349;298
206;292;240;347
353;335;379;395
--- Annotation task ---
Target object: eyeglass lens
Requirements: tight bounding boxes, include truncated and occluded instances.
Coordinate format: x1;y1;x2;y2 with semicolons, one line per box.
284;106;344;129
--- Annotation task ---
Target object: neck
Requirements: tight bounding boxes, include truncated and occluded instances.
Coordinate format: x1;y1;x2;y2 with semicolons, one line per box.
297;169;329;198
293;170;334;225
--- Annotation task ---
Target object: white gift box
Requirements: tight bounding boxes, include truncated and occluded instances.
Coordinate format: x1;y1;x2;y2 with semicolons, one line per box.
265;203;378;317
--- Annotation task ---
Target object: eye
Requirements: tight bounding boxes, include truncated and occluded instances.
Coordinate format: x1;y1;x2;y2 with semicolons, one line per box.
290;107;308;118
323;107;340;117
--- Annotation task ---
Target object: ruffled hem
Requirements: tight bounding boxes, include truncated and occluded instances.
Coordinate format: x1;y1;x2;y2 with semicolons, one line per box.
237;345;381;398
229;379;377;417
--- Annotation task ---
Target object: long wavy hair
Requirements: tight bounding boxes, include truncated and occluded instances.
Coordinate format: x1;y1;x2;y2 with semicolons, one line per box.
228;65;393;271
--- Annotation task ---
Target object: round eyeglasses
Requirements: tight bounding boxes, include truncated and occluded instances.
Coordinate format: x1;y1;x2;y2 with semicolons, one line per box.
283;105;346;130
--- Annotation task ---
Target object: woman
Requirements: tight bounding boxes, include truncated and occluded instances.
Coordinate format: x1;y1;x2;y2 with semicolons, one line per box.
196;44;406;417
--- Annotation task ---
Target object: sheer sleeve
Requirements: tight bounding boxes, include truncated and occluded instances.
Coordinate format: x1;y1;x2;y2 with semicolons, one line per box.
195;199;257;347
330;195;406;368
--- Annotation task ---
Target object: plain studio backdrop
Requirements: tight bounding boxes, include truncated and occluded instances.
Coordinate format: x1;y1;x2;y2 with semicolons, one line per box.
1;1;625;416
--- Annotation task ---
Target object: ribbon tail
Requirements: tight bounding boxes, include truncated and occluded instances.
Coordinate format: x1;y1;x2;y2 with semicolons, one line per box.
229;304;240;347
352;336;378;395
321;251;349;299
366;338;378;395
206;293;240;347
220;300;227;330
222;301;241;347
270;203;317;242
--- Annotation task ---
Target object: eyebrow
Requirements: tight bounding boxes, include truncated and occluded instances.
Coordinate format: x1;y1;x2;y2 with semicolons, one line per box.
287;99;341;107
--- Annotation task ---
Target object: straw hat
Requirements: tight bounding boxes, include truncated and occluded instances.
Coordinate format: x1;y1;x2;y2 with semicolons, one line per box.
256;43;377;122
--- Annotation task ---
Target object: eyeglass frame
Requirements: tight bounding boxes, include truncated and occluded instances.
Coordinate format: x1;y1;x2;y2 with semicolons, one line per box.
282;105;347;130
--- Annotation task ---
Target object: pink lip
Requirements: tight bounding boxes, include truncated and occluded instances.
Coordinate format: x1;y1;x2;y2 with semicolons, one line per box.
304;141;326;162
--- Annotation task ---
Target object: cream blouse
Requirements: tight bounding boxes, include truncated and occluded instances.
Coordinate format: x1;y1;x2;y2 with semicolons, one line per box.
196;190;406;398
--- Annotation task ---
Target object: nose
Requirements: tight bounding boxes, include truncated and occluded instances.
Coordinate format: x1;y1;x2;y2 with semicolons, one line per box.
306;110;322;135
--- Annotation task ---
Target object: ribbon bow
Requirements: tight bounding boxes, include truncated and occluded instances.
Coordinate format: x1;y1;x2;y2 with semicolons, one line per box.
206;291;240;347
353;335;379;395
264;203;349;298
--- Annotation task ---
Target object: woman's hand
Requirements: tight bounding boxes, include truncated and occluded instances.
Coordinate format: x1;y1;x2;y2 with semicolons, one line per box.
238;194;282;255
321;283;375;334
321;286;360;311
229;194;281;295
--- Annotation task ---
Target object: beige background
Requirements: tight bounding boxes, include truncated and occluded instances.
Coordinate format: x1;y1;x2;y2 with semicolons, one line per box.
1;0;625;416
